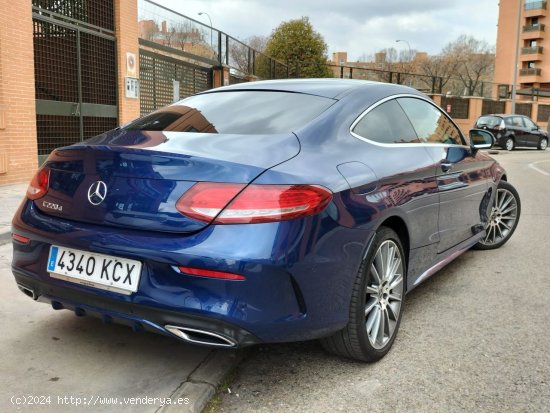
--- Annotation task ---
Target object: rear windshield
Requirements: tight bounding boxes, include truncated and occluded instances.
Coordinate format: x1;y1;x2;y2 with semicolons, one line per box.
124;91;335;134
476;116;502;128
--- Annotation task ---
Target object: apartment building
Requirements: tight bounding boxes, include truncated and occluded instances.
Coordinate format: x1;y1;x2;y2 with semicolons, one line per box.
494;0;550;97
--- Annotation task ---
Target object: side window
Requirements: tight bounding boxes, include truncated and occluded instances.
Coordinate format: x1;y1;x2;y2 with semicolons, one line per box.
397;97;464;145
523;117;536;129
512;116;525;128
352;99;419;144
505;117;514;126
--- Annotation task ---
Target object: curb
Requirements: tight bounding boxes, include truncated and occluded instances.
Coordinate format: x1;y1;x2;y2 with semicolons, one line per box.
0;231;10;246
160;349;245;413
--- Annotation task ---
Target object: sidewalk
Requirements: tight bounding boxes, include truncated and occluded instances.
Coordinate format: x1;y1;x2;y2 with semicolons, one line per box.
0;182;243;412
0;182;27;245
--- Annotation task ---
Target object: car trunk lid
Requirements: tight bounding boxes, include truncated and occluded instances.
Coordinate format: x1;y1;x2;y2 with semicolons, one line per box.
35;130;300;233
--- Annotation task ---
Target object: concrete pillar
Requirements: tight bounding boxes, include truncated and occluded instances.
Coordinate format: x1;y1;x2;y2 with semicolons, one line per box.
0;0;38;184
115;0;141;124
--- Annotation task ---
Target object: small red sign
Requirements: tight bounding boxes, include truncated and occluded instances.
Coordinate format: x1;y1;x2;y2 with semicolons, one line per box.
446;104;451;113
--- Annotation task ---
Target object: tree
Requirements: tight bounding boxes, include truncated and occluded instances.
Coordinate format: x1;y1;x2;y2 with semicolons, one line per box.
416;55;459;92
173;21;201;51
229;35;268;75
443;35;494;96
418;35;494;96
264;17;332;78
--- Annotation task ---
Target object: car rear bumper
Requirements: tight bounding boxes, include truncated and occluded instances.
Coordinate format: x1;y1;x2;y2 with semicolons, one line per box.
13;268;260;347
12;199;374;345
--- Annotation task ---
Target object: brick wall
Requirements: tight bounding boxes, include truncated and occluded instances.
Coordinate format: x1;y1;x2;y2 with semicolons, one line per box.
0;0;38;185
115;0;140;124
430;94;550;138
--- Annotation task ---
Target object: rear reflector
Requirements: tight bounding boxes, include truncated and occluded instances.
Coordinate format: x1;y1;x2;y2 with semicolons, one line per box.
12;234;31;244
176;183;332;224
27;167;50;200
177;266;246;281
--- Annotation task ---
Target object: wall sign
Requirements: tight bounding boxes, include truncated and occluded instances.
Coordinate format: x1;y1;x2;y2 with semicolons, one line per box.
125;77;139;99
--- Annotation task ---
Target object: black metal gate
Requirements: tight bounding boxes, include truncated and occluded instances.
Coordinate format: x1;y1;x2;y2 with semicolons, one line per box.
32;0;118;157
139;48;213;115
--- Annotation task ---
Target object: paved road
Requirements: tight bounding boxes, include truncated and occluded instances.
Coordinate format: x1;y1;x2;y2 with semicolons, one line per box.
0;246;227;413
217;149;550;413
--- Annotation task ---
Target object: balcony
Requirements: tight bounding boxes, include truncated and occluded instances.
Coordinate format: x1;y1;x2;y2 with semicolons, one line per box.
524;1;547;16
525;1;547;10
522;24;546;39
520;68;541;76
521;45;544;54
520;68;542;83
523;23;545;32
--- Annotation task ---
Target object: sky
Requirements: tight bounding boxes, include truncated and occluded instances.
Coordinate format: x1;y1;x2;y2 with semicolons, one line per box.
152;0;499;61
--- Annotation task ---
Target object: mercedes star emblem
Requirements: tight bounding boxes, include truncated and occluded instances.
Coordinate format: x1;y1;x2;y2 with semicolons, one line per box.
87;181;108;206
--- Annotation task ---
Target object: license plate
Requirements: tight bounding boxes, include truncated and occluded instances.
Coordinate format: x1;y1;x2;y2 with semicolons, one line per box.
47;245;142;295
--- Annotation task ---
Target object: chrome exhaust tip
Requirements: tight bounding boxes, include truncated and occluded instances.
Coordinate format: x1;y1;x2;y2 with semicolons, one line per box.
165;325;237;348
17;284;37;300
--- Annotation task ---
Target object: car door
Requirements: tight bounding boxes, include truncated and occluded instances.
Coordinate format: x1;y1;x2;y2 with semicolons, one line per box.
349;98;441;278
511;116;529;146
396;97;493;253
521;116;542;147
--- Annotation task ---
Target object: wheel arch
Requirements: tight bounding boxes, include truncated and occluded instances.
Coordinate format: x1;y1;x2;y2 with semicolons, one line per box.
378;216;410;280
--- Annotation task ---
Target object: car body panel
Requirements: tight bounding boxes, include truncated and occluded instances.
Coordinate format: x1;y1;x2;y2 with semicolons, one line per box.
37;132;300;233
475;114;547;149
12;79;508;347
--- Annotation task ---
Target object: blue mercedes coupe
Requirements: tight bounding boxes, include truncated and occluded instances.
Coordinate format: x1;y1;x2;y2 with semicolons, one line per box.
11;79;521;361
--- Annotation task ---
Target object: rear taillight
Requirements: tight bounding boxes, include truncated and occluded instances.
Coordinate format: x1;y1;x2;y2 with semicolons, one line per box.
12;233;31;244
176;183;332;224
26;167;50;200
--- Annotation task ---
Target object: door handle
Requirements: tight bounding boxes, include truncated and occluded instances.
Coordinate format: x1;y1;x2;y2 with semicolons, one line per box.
441;162;453;173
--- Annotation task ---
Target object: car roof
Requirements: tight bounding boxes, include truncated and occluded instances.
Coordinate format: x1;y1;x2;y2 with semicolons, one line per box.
199;78;403;99
480;114;522;118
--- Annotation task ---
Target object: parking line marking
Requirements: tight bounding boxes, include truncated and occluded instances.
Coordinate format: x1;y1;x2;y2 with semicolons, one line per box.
528;160;550;176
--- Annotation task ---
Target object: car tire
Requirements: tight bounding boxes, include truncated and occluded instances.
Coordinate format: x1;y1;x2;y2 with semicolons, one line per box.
504;137;515;151
320;226;406;362
473;181;521;250
538;137;548;150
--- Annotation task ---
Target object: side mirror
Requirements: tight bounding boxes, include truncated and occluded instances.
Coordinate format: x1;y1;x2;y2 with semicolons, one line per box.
469;129;494;151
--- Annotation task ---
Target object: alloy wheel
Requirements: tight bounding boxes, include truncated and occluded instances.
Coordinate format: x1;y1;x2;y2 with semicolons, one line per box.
505;138;514;151
365;240;404;349
540;138;548;150
480;188;518;246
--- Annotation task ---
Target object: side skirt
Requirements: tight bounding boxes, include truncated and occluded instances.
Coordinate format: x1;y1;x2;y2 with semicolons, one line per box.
406;231;484;292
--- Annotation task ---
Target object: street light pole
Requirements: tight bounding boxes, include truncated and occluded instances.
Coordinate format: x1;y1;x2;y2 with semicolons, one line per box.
511;0;522;114
395;39;412;62
198;12;213;49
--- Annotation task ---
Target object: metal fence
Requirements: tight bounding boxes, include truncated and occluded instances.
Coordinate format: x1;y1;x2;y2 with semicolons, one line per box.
516;103;533;118
32;0;118;156
481;99;506;115
441;96;470;119
329;64;443;94
138;0;287;79
537;104;550;122
139;49;212;114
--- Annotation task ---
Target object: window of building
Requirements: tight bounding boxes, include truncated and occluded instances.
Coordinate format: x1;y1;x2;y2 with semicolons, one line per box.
352;99;418;144
531;17;539;26
528;61;536;68
530;40;538;47
397;97;463;145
